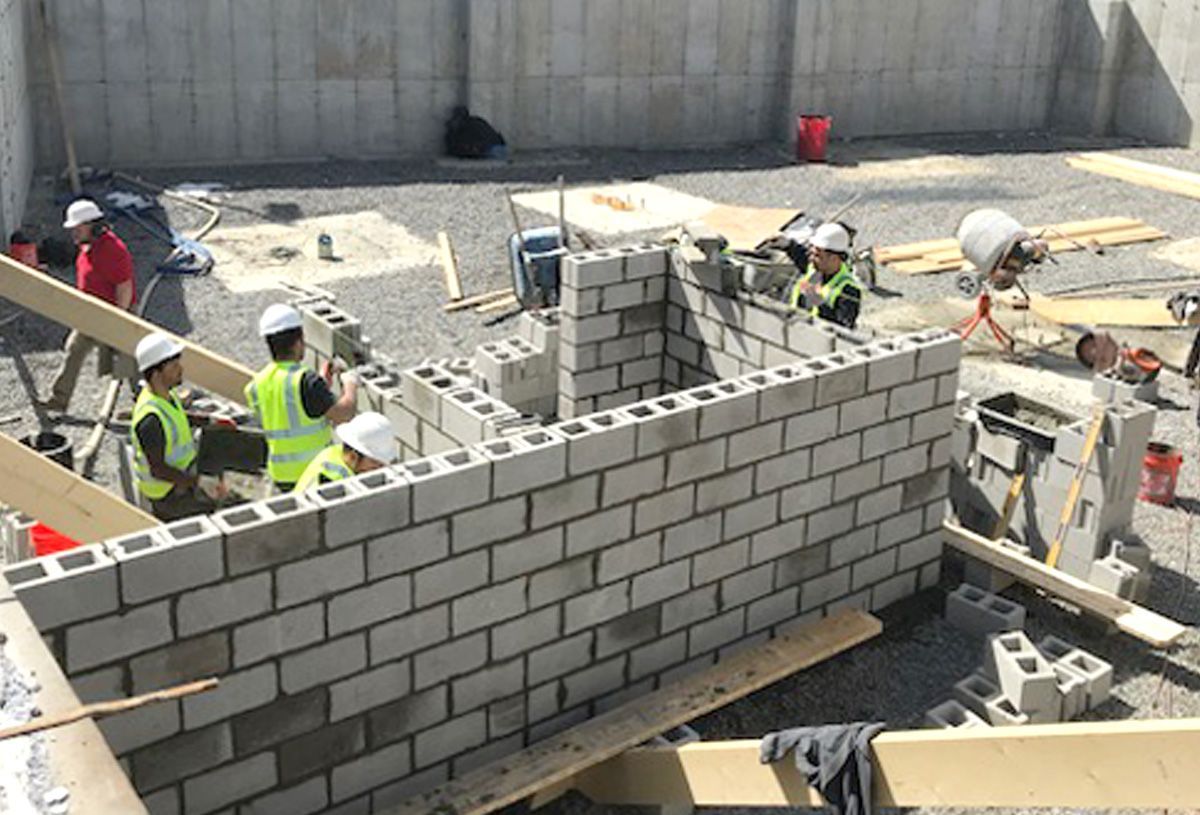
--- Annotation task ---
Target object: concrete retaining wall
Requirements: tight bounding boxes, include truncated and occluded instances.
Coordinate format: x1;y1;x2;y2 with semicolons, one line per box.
0;0;34;240
3;245;959;813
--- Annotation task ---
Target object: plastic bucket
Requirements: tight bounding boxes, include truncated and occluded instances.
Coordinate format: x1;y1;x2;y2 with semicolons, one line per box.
795;115;832;162
8;242;38;267
20;431;73;470
1139;441;1182;505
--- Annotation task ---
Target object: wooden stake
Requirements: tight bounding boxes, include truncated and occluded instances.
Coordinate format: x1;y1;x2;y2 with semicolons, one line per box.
437;231;464;302
36;0;81;195
0;678;218;742
475;294;519;313
1046;402;1106;569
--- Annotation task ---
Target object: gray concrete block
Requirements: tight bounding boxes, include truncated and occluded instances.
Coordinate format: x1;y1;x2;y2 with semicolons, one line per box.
629;631;687;680
277;546;364;609
1087;554;1141;600
213;494;321;576
241;777;328;815
722;494;779;541
983;631;1060;718
528;631;593;685
452;578;528;636
662;584;719;632
564;581;630;634
482;429;568;499
688;381;758;440
1053;663;1088;721
183;663;278;730
131;722;233;792
757;364;817;422
415;550;488;608
666;436;727;488
1056;647;1113;710
99;697;181;755
562;656;627;708
233;603;324;668
233;688;327;757
945;583;1026;636
888;378;938;420
414;632;487;689
177;572;272;637
109;518;224;604
952;671;1003;720
367;519;450;581
983;695;1030;727
407;449;492;522
864;339;918;392
925;698;990;729
329;575;411;637
368;685;448;749
531;475;600;530
332;741;413;804
7;544;119;631
749;517;807;565
307;467;411;548
277;718;364;785
800;567;851;613
130;632;230;697
635;484;697;534
330;660;412;722
414;711;486;770
448;657;524;717
630;559;691;609
281;635;367;694
66;601;173;673
780;475;834;520
913;330;963;378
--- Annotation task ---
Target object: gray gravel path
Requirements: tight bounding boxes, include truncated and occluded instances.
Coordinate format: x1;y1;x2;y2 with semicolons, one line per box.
3;133;1199;814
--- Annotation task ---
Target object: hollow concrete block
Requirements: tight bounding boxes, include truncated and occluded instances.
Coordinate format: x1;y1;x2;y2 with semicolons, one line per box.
925;698;990;729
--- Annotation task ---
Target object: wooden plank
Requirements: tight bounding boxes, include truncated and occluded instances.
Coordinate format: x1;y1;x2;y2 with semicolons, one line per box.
475;294;519;313
437;231;464;302
1028;292;1178;328
699;205;801;251
382;609;882;815
1075;152;1200;191
441;288;513;312
575;719;1200;809
991;469;1026;540
943;520;1185;647
0;253;254;404
0;432;157;546
876;218;1141;265
1046;403;1106;568
1067;155;1200;200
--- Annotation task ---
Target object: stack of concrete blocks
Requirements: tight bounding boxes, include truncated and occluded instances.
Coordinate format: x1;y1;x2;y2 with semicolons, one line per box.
3;322;960;815
930;629;1114;730
557;245;669;419
473;312;560;417
952;396;1156;587
0;506;36;565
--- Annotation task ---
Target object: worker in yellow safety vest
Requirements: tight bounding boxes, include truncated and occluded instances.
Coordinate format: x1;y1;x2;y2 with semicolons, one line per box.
788;223;863;329
246;304;359;492
131;332;227;520
293;411;399;492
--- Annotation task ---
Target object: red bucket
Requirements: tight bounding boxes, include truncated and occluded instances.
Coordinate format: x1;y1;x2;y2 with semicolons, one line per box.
1139;442;1182;505
795;114;832;162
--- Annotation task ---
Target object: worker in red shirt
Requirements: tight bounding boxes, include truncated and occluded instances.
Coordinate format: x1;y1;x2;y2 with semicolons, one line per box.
39;199;137;413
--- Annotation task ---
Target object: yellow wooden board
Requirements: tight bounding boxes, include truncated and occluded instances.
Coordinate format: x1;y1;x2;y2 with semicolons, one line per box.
1069;153;1200;200
943;521;1185;647
1027;292;1179;327
576;719;1200;809
382;609;881;815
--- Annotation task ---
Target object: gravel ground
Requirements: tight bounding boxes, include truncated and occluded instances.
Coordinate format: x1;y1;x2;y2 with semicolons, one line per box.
4;132;1200;813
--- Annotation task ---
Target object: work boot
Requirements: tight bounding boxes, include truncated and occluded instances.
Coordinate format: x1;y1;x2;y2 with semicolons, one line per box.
36;396;68;414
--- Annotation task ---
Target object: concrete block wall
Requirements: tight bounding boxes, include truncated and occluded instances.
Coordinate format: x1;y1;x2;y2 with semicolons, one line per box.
557;245;668;419
4;322;957;814
0;0;34;240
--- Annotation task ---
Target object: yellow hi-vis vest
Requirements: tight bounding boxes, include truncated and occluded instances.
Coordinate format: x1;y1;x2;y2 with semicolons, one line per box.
293;444;353;493
245;361;333;484
131;386;197;500
789;261;857;317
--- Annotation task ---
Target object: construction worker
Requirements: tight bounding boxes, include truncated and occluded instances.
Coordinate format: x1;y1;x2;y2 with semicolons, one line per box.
293;412;398;492
787;223;862;329
131;332;226;521
39;199;137;413
247;304;359;492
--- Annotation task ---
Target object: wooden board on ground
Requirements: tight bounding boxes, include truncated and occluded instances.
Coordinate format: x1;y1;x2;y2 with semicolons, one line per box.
943;521;1185;647
699;205;800;251
877;217;1164;275
0;253;253;404
475;294;518;313
1027;293;1179;328
383;608;882;815
442;288;513;312
1067;153;1200;200
0;431;157;548
512;182;716;235
575;719;1200;809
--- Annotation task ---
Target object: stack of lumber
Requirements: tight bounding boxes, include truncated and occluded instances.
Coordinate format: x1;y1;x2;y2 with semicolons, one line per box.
1067;152;1200;200
877;217;1166;275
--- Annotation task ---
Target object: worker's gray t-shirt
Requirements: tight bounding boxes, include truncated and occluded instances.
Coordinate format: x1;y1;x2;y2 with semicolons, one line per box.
135;414;167;462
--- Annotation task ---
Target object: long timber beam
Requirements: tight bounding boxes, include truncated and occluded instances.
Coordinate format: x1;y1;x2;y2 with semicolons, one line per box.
0;253;253;403
574;718;1200;809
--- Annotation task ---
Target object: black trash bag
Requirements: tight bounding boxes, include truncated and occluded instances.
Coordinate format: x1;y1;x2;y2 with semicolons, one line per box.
444;106;508;160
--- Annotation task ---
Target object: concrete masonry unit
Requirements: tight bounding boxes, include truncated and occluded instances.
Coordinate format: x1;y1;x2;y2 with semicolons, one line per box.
2;241;960;814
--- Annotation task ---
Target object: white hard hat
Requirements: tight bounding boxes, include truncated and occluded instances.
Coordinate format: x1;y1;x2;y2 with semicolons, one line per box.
63;199;104;229
810;223;851;254
136;332;184;373
336;412;398;464
258;304;303;337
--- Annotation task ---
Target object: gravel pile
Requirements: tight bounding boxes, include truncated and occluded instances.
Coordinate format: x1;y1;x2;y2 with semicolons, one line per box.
3;133;1199;814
